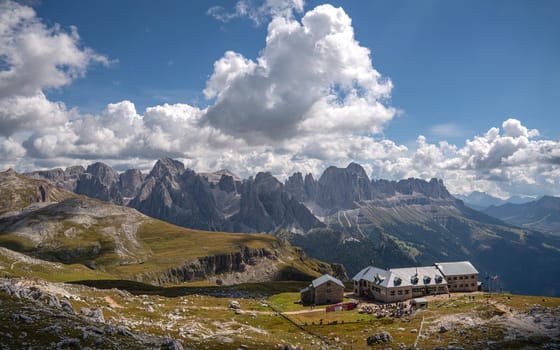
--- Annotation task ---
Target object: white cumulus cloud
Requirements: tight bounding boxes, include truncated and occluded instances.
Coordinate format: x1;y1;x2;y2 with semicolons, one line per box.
203;4;395;143
1;1;559;199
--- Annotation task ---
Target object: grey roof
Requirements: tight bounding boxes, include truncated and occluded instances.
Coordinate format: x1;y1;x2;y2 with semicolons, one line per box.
352;266;389;282
435;261;478;276
353;265;447;288
311;274;344;288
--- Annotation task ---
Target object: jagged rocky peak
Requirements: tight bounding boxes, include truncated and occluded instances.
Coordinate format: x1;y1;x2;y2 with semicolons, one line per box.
346;162;370;179
86;162;119;187
253;172;282;192
396;177;451;198
371;179;397;197
149;157;185;179
304;173;318;200
317;162;373;211
65;165;85;176
201;169;241;184
284;172;306;202
218;174;237;193
28;168;66;182
25;166;85;191
119;169;144;198
285;172;319;203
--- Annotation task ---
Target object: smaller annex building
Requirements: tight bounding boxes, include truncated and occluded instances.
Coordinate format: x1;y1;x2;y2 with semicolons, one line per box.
435;261;478;292
300;274;345;305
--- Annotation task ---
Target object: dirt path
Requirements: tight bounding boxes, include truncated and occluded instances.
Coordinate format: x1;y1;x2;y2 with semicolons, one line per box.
105;296;123;308
180;305;276;315
283;308;326;315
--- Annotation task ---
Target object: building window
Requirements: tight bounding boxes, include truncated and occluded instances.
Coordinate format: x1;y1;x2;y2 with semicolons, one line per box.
471;283;475;287
459;276;463;280
405;290;409;294
390;291;395;296
453;277;457;280
398;290;403;295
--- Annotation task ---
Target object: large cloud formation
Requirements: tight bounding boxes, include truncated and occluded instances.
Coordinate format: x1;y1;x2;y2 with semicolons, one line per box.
1;0;559;198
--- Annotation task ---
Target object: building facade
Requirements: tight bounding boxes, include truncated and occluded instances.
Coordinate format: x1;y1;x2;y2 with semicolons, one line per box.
353;266;449;303
435;261;479;292
300;274;345;305
353;261;478;303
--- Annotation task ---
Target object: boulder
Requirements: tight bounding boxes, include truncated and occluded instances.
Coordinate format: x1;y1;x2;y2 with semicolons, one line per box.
366;331;393;345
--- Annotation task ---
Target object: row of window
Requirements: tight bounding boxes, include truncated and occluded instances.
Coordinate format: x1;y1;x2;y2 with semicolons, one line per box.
451;283;476;288
451;275;477;280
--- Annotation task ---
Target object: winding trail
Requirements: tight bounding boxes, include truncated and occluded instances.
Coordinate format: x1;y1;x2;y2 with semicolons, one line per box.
413;315;425;349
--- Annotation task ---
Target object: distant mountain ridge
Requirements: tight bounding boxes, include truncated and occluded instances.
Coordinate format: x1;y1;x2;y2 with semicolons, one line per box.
484;196;560;236
23;158;560;296
455;191;537;211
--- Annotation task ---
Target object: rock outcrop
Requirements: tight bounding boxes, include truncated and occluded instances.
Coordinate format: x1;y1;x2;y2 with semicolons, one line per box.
141;247;280;285
231;172;324;233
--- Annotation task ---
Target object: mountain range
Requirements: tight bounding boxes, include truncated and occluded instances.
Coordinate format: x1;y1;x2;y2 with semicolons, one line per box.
455;191;537;211
0;169;345;285
484;196;560;236
24;158;560;296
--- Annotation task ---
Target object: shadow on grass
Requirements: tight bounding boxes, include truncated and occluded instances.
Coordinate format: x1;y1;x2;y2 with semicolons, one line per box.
69;279;310;298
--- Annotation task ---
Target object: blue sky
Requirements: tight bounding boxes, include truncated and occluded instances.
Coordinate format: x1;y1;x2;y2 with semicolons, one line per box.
37;0;560;145
1;0;560;198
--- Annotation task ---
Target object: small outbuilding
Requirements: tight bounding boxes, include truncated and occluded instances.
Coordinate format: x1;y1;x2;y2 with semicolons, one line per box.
300;274;345;305
411;297;428;307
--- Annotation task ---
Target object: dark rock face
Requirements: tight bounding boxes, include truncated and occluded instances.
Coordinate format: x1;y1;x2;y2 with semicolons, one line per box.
284;172;307;202
130;160;225;231
86;162;119;188
24;159;455;235
75;162;124;204
144;247;277;285
231;172;324;233
316;163;373;212
129;163;322;233
119;169;144;199
218;174;237;193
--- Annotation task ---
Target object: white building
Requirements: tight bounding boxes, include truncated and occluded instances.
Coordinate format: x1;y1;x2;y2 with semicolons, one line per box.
353;261;478;302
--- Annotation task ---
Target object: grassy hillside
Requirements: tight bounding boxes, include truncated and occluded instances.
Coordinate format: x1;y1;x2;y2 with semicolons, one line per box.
0;169;75;215
1;275;559;349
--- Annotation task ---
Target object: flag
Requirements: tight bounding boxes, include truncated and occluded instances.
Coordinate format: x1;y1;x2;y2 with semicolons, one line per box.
491;275;499;281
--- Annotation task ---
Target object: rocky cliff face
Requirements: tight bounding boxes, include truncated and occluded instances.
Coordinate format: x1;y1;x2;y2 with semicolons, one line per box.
22;159;462;234
25;165;85;191
130;159;225;231
141;247;279;285
315;163;373;212
231;172;323;233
